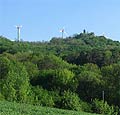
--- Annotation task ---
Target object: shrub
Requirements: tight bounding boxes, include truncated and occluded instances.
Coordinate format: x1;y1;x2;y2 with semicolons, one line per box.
60;90;82;111
80;101;92;113
92;99;118;115
32;86;55;107
0;93;5;101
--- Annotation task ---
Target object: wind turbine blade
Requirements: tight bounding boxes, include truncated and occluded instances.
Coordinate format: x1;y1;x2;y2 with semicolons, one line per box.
60;30;62;32
15;25;22;28
64;31;68;36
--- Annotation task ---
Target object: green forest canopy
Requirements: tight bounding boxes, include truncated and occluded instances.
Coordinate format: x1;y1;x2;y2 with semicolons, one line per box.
0;32;120;115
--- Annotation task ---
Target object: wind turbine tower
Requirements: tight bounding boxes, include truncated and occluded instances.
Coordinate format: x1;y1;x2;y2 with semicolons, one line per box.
16;25;22;42
60;28;68;38
60;29;64;38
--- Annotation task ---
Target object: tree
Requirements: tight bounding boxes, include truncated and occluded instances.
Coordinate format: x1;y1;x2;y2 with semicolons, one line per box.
60;90;81;111
31;68;75;92
101;64;120;106
53;69;75;91
0;56;30;102
77;63;103;102
23;61;39;80
31;86;55;107
37;54;72;70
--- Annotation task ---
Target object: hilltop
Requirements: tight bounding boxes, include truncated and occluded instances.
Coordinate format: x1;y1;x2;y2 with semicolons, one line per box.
1;32;120;67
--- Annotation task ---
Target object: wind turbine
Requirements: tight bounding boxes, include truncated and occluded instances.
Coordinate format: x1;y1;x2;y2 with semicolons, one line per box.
60;27;68;38
15;25;22;42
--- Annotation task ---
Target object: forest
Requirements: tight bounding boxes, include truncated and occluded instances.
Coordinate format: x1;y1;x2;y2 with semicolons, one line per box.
0;31;120;115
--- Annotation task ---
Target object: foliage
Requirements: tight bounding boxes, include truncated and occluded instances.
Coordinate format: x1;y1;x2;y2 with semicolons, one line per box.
31;86;55;107
37;54;73;70
0;32;120;113
0;93;5;101
31;68;75;92
60;90;93;112
77;63;104;102
0;56;30;102
80;101;92;113
92;99;118;115
101;64;120;106
23;61;39;80
59;90;82;111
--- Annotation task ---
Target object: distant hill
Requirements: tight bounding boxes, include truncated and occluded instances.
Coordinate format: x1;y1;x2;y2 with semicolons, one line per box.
0;32;120;115
1;32;120;67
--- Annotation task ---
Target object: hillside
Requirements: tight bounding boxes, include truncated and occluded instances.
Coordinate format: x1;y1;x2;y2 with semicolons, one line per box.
0;32;120;115
0;101;99;115
1;32;120;67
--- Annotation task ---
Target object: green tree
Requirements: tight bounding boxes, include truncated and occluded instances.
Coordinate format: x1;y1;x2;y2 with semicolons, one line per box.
77;63;103;102
23;61;39;80
101;64;120;106
54;69;74;86
31;69;75;92
32;86;55;107
60;90;81;111
0;56;30;102
37;54;72;70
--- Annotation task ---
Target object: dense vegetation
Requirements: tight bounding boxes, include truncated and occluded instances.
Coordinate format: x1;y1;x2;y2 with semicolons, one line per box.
0;31;120;114
0;101;99;115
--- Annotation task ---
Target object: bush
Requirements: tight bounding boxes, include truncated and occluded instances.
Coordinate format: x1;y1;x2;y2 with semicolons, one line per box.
60;90;82;111
59;90;92;112
32;86;55;107
92;99;118;115
80;101;92;113
0;93;5;101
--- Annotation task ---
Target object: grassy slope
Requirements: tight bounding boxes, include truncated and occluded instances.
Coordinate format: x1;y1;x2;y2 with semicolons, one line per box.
0;101;99;115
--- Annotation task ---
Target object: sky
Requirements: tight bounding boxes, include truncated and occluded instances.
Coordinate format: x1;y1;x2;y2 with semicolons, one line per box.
0;0;120;41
